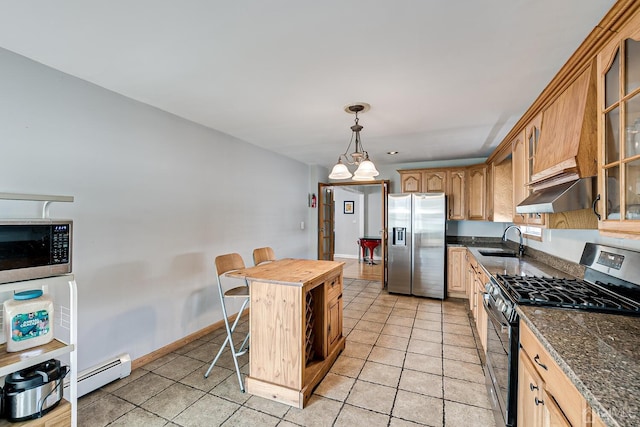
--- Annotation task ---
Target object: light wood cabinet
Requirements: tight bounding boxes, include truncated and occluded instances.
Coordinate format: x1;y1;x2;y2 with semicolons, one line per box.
327;294;342;352
472;257;488;352
532;64;598;187
447;246;467;298
236;259;345;408
596;9;640;236
518;351;572;427
591;412;607;427
423;170;448;192
325;274;343;353
512;130;528;225
465;250;488;351
487;157;514;222
467;165;487;220
448;169;466;220
466;252;476;315
525;114;547;227
400;172;422;193
518;321;590;427
400;166;493;221
474;276;487;352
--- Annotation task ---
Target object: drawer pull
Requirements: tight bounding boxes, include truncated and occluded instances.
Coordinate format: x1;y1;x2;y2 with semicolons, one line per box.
529;383;538;392
534;354;548;371
534;397;544;406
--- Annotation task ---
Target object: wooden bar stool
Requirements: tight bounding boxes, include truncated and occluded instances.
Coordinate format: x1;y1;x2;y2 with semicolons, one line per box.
253;247;276;266
205;253;250;392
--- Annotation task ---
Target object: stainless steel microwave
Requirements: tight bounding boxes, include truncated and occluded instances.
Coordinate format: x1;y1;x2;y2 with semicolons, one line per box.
0;219;72;284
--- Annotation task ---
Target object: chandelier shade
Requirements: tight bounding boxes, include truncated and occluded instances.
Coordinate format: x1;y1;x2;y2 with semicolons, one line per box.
328;103;378;181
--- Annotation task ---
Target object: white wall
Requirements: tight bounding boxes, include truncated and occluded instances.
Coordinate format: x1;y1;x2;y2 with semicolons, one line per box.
0;48;314;372
333;187;363;258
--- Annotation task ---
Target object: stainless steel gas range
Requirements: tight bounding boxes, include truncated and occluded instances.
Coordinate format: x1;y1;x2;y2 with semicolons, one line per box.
483;243;640;427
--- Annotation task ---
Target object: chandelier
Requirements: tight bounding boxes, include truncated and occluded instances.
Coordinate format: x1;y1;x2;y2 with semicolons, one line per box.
328;103;379;181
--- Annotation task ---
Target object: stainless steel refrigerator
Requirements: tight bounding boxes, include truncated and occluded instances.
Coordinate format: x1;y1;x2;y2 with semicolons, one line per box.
388;193;446;298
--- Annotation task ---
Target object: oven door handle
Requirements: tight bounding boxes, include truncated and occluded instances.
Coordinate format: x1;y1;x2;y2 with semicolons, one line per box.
483;295;509;331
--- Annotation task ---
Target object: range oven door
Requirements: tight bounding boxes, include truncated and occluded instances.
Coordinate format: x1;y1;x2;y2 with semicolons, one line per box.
483;293;518;427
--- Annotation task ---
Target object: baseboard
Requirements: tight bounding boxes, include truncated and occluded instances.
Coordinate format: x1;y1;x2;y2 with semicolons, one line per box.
132;311;248;371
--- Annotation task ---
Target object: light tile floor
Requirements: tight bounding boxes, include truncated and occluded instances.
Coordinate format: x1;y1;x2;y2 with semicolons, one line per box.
78;279;497;426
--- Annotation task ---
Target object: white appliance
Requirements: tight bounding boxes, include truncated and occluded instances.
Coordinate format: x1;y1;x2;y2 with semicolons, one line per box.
387;193;446;298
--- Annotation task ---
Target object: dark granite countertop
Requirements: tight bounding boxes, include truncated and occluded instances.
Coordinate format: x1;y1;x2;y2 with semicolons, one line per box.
517;306;639;427
449;240;637;426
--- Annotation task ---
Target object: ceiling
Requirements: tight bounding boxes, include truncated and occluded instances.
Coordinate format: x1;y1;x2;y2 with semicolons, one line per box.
0;1;617;170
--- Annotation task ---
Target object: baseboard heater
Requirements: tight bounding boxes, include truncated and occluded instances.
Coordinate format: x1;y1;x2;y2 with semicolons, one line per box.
65;353;132;397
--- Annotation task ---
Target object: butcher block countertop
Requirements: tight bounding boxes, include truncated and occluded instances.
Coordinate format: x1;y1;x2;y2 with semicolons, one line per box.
227;258;344;288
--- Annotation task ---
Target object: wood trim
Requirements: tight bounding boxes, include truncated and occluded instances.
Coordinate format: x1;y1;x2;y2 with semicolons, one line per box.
131;313;245;370
486;0;640;165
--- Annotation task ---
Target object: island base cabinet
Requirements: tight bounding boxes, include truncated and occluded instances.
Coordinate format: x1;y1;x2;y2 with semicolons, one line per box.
246;267;345;409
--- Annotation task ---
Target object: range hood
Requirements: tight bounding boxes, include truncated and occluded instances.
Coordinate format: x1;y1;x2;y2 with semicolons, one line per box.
516;177;595;214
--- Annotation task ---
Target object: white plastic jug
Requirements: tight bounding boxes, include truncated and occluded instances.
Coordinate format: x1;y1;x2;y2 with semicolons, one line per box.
4;289;54;352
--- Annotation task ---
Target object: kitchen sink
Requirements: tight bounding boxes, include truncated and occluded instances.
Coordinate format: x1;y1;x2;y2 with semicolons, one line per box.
478;249;519;258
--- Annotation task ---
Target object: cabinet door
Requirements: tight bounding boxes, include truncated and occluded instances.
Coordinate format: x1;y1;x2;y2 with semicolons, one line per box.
327;296;343;352
525;115;547;226
447;247;467;296
448;170;466;220
518;350;545;427
597;11;640;235
512;131;528;224
541;388;572;427
467;165;487;220
490;158;515;222
423;170;447;192
475;277;488;352
467;257;478;319
401;172;422;192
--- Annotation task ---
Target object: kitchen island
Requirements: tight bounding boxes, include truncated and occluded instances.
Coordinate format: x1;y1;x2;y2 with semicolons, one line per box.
227;258;345;408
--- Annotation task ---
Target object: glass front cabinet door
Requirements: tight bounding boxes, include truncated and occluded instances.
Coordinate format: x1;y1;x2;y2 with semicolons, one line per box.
598;13;640;235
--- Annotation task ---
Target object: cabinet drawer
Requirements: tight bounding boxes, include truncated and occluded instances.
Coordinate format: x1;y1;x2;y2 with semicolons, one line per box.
326;276;342;302
519;322;587;426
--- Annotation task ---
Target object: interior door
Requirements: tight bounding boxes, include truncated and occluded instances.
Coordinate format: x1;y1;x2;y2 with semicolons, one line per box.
318;184;334;260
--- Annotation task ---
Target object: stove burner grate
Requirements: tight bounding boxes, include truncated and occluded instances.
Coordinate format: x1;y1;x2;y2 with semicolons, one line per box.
495;274;640;315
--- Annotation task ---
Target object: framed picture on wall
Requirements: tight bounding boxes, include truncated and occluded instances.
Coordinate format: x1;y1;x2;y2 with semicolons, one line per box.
344;201;354;214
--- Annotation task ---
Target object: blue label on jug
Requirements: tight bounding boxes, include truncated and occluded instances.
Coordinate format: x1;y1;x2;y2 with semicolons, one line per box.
11;310;50;341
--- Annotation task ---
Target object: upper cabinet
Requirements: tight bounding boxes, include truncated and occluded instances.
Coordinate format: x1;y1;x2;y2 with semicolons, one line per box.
467;165;487;220
597;10;640;236
512;130;528;225
399;167;484;220
524;114;546;226
400;172;422;193
448;169;466;220
487;156;513;222
423;170;448;192
531;64;598;188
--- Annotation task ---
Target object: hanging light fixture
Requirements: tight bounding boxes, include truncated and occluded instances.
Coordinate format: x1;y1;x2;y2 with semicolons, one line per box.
329;103;379;181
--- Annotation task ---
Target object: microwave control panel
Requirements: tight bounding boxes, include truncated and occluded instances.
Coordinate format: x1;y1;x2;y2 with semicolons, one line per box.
52;224;70;264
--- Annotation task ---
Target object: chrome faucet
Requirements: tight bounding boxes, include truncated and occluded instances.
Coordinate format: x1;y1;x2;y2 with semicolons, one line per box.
502;225;525;257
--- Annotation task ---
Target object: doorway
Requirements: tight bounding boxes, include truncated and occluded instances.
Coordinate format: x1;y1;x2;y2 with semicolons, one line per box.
318;180;389;286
